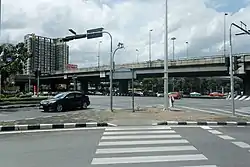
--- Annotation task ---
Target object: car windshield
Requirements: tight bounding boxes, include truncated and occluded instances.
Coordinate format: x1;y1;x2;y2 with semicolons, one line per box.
53;93;67;99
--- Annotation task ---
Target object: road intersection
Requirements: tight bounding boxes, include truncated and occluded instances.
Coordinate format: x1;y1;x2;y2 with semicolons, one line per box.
1;96;250;122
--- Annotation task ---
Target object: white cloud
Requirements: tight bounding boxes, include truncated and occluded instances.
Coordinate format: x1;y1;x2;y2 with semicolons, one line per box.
1;0;250;68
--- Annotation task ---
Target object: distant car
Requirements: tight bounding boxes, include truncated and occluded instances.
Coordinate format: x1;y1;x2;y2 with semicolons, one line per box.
190;92;201;97
209;92;224;97
40;91;90;112
156;92;164;97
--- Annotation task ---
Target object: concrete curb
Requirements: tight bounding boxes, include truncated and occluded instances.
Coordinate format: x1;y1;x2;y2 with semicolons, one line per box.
153;121;250;126
0;104;39;109
0;122;116;132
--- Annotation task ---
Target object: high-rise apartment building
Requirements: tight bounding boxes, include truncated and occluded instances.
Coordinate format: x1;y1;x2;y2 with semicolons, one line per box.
55;41;69;72
24;34;69;75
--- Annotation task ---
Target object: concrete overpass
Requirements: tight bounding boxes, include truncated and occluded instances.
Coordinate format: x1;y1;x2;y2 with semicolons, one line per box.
14;53;250;94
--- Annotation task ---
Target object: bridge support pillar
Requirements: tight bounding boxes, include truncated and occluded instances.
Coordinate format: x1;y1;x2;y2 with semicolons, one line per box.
80;81;88;94
243;73;250;95
119;80;129;94
19;83;25;93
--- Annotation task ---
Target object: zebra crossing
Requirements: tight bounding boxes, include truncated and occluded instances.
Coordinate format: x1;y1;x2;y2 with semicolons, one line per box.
226;95;250;101
91;126;217;166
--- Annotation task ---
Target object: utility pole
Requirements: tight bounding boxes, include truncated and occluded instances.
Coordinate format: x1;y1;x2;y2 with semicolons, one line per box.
164;0;169;110
149;29;153;67
171;37;176;92
229;22;250;116
171;37;176;60
97;41;102;68
185;41;189;59
224;13;228;57
136;49;139;63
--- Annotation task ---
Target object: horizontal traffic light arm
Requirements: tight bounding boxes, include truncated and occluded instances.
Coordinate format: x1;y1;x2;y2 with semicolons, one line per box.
61;34;87;42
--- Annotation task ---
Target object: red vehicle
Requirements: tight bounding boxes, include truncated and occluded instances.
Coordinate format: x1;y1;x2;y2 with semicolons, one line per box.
209;92;224;97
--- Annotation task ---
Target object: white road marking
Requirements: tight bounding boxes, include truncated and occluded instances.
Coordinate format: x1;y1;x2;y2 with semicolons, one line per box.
99;139;189;146
181;165;217;167
101;134;182;140
214;108;250;117
91;154;207;165
232;141;250;148
179;106;250;117
96;145;197;154
212;108;231;114
106;123;117;127
177;106;228;116
200;126;212;130
106;126;171;131
218;135;235;140
103;130;176;135
208;130;223;135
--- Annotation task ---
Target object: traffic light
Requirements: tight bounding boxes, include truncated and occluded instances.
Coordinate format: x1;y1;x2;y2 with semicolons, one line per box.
225;57;230;67
233;56;241;71
60;34;87;42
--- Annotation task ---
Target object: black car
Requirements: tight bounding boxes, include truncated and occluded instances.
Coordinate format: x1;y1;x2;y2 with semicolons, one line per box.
40;91;90;112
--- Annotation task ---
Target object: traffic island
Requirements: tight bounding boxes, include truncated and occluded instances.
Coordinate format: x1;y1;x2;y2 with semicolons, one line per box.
108;107;250;126
0;107;249;128
0;109;116;126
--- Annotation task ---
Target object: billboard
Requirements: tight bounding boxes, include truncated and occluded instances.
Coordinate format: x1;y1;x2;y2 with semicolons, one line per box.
67;64;78;71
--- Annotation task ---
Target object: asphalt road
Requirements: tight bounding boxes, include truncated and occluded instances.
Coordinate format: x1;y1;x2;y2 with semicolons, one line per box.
1;126;250;167
0;96;249;121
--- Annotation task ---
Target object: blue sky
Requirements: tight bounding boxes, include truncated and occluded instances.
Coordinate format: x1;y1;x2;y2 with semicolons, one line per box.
205;0;250;13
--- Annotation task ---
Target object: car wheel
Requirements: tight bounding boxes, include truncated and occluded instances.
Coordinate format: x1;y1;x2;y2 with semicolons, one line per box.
81;102;88;109
56;104;63;112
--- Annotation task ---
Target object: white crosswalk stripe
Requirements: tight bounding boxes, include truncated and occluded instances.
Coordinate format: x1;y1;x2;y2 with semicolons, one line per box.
91;126;217;166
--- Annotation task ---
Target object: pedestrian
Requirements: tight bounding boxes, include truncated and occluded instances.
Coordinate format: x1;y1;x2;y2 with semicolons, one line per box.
171;95;175;107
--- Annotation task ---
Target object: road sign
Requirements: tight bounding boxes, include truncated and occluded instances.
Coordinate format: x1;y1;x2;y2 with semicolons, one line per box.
112;68;136;80
87;28;104;39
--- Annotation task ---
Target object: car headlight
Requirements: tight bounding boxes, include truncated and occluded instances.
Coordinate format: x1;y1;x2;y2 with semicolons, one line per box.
40;101;46;104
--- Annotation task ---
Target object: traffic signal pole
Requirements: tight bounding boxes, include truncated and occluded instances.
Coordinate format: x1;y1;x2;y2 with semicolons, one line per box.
61;28;115;112
229;22;250;116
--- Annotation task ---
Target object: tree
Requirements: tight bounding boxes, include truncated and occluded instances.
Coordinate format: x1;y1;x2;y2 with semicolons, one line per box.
0;42;29;86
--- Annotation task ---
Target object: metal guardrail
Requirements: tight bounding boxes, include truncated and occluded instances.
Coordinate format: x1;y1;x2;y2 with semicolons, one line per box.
55;53;250;74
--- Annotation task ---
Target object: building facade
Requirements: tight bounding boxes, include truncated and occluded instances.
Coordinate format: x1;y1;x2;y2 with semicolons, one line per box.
24;34;69;75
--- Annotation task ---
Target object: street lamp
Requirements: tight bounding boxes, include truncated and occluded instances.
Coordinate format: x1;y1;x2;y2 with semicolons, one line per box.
112;42;124;70
171;37;176;60
136;49;139;63
149;29;153;67
229;22;250;116
69;29;77;35
224;13;228;57
164;0;169;110
97;41;102;68
185;41;189;59
171;37;176;92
